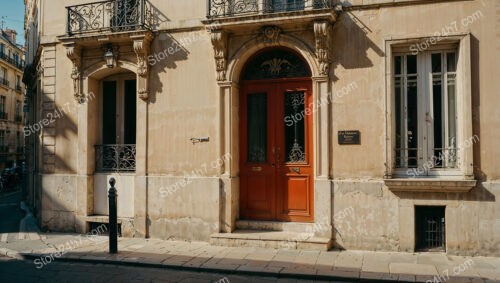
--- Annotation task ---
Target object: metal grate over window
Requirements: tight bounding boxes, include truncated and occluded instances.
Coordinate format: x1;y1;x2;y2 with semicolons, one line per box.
415;206;446;252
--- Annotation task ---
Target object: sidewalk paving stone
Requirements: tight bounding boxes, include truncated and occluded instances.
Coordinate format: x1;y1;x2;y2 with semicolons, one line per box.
2;230;499;283
390;262;437;276
333;250;364;270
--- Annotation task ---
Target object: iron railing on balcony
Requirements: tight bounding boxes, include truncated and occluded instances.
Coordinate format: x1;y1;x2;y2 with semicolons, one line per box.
15;85;22;92
0;77;8;87
0;52;25;70
0;112;7;120
207;0;334;18
394;147;459;169
66;0;154;36
95;144;136;172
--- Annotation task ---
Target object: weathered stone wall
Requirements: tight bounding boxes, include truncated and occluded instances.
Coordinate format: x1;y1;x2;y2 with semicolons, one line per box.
333;180;500;256
32;0;499;255
146;176;220;241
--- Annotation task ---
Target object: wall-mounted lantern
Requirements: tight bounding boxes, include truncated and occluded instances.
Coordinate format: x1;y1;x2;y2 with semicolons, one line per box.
104;46;115;68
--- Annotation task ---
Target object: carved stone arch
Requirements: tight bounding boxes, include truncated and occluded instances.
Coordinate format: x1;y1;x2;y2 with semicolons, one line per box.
83;60;138;79
227;33;320;83
213;27;333;234
64;32;153;102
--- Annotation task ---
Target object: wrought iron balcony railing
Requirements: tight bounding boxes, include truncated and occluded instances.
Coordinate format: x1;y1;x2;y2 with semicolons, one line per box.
0;77;8;87
0;52;25;70
15;85;22;92
207;0;334;18
95;144;136;172
66;0;154;36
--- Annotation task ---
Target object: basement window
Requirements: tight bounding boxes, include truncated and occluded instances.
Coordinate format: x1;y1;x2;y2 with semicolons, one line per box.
415;206;445;252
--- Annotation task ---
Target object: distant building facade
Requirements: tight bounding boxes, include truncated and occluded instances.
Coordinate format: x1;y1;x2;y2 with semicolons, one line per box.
24;0;499;256
0;28;26;170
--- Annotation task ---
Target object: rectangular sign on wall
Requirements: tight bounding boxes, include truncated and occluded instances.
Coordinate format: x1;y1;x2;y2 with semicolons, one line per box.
338;130;361;145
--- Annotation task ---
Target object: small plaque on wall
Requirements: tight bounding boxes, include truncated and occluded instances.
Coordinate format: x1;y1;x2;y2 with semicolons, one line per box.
338;130;360;145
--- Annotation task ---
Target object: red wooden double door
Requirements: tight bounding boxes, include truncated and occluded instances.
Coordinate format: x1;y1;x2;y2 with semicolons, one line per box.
239;79;314;222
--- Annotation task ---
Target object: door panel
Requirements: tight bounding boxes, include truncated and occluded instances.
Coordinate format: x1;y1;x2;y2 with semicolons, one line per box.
240;88;276;220
102;81;117;144
123;80;137;144
276;82;314;222
240;80;313;222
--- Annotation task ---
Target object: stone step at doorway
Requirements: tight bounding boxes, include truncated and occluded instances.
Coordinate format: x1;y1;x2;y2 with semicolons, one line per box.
210;230;332;251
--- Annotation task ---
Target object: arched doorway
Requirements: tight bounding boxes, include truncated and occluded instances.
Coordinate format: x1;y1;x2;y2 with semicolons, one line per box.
239;48;314;222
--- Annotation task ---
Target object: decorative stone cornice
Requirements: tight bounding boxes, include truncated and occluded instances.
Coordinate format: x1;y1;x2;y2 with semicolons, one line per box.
258;26;282;46
211;30;228;82
131;33;154;101
64;42;83;103
313;21;332;77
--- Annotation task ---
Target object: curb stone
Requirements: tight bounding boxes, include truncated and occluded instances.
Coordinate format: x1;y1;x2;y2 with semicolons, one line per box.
19;253;413;283
0;247;25;260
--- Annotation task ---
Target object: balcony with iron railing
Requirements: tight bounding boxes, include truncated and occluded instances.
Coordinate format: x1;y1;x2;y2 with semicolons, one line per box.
0;52;25;70
0;77;8;88
95;144;136;172
66;0;154;36
207;0;335;18
15;84;22;92
0;112;7;120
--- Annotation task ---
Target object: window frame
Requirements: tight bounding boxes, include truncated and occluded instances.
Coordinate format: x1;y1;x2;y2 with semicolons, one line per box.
99;73;137;145
385;34;473;180
0;95;6;113
392;49;460;177
0;130;5;147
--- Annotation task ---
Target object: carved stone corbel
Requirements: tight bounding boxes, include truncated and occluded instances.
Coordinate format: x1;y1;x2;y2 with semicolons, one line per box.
258;26;282;46
211;30;227;82
64;43;83;103
132;33;153;101
314;21;332;77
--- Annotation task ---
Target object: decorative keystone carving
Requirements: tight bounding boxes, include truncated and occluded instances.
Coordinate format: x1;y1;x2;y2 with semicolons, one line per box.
314;21;332;77
211;30;227;82
132;33;153;101
258;26;282;46
64;43;83;103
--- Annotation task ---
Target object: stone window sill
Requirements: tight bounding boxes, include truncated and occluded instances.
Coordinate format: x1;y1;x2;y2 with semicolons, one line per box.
384;178;476;193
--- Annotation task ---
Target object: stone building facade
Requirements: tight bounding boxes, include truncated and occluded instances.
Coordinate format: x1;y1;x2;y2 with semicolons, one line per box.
0;29;26;170
24;0;499;256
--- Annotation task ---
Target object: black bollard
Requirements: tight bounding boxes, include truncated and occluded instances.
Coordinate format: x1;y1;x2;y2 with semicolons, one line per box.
108;178;118;254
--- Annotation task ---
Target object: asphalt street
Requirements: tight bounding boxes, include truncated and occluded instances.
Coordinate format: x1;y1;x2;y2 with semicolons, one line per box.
0;255;356;283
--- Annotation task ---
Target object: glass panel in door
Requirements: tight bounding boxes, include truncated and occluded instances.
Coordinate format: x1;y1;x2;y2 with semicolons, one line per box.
284;91;306;163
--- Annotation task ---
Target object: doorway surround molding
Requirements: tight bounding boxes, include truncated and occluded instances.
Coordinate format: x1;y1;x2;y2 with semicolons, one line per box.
59;31;153;237
211;21;334;237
